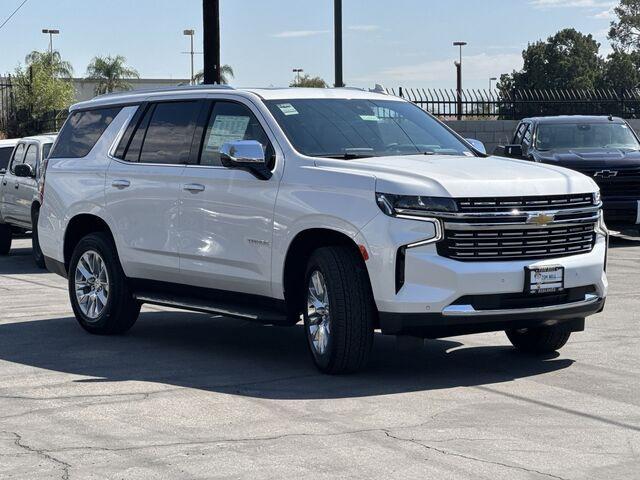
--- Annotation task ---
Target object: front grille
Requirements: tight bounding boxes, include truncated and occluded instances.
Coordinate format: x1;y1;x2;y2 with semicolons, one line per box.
436;195;600;262
576;168;640;198
456;193;594;212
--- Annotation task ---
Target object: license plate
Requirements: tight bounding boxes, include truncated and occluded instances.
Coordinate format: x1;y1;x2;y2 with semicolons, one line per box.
525;266;564;294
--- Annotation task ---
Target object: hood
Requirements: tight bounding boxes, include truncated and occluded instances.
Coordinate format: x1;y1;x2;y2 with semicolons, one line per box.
315;154;597;198
536;148;640;169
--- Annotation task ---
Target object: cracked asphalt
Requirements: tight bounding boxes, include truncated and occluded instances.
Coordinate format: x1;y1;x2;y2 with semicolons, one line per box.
1;237;639;479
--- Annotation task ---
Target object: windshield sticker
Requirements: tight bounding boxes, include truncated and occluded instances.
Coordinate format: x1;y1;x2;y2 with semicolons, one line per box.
463;151;474;156
277;103;299;116
359;115;380;122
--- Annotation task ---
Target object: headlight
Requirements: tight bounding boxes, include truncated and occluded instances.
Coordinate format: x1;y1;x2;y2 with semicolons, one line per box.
593;191;601;205
376;193;457;218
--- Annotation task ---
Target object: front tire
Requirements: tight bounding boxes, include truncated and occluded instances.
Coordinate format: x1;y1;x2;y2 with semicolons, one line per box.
303;246;374;374
506;324;572;354
32;208;46;268
0;223;11;255
69;232;140;335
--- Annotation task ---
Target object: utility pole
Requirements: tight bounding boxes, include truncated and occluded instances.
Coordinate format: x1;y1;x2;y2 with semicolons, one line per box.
203;0;221;84
453;41;467;120
184;29;196;85
292;68;303;85
334;0;344;87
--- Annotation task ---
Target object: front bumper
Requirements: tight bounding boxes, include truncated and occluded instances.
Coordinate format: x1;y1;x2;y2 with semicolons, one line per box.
603;198;640;226
356;213;608;336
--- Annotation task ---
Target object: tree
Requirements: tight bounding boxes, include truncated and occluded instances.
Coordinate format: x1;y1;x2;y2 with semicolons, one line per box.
290;74;328;88
86;55;139;95
609;0;640;51
603;48;640;89
194;65;234;84
25;50;74;79
11;51;74;136
498;29;603;92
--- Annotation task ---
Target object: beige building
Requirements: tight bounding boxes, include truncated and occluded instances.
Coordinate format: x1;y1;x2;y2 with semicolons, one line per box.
72;78;190;102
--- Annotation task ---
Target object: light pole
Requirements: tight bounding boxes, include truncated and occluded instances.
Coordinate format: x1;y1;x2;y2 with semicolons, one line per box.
292;68;303;85
42;28;60;56
203;0;221;84
453;41;467;120
184;29;196;85
334;0;344;87
489;77;497;91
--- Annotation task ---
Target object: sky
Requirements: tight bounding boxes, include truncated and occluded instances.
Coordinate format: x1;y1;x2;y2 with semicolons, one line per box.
0;0;621;90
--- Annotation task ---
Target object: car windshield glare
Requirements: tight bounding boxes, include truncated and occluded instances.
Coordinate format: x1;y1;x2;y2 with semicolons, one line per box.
536;122;640;151
265;98;474;159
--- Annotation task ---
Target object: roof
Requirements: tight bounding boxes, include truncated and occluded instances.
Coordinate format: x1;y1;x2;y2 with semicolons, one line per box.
524;115;626;124
70;85;400;111
0;139;19;147
19;134;57;144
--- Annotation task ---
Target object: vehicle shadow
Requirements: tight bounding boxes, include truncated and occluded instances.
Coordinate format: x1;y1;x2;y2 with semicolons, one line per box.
609;234;640;249
0;247;45;275
0;311;573;399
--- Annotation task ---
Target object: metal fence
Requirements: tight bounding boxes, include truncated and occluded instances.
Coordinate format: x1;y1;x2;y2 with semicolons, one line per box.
389;87;640;120
0;77;15;137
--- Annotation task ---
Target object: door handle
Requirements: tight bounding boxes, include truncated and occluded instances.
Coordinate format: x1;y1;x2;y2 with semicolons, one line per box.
14;182;19;189
183;183;205;193
111;179;131;189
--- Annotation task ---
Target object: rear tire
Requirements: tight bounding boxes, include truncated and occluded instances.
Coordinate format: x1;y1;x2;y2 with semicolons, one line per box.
0;223;11;255
32;208;46;268
69;232;140;335
303;246;374;374
506;324;572;354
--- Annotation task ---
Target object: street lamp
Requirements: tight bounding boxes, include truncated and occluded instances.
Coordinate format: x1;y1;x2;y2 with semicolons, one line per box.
184;29;196;85
292;68;303;84
453;41;467;120
42;28;60;56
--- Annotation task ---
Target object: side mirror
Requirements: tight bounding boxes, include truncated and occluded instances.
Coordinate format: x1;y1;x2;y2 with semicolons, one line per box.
466;138;486;155
220;140;271;180
495;144;524;158
14;163;35;178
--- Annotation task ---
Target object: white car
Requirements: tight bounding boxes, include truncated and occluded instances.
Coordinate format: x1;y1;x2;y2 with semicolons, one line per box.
37;86;607;373
0;134;56;264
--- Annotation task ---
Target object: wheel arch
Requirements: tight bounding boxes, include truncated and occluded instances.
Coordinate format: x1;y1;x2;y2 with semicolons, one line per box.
63;214;116;271
282;228;376;323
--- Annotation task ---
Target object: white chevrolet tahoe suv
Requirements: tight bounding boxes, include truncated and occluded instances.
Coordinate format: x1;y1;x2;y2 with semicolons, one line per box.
38;86;607;373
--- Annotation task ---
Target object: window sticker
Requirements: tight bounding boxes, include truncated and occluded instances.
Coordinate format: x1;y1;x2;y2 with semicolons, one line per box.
463;151;475;156
359;115;380;122
277;103;299;116
207;115;250;149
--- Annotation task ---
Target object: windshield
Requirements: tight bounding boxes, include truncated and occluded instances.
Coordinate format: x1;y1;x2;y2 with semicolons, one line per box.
536;123;640;151
265;98;474;158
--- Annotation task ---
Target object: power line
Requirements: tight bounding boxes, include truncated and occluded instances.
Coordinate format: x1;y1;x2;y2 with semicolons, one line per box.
0;0;30;32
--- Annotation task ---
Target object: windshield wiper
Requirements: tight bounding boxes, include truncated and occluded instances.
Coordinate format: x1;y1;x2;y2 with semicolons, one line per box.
315;153;374;160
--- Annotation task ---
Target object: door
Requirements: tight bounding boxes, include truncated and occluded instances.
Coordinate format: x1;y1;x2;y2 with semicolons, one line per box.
14;143;38;225
178;100;279;297
0;143;26;224
105;100;202;281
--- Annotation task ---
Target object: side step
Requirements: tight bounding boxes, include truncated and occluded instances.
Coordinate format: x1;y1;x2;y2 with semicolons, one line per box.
133;291;290;325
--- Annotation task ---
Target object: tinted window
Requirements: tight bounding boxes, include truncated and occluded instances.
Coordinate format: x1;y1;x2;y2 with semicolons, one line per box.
265;99;473;158
23;144;37;170
9;143;25;173
123;105;154;162
536;123;640;151
50;107;122;158
137;101;201;164
201;102;271;166
0;146;14;170
42;143;53;159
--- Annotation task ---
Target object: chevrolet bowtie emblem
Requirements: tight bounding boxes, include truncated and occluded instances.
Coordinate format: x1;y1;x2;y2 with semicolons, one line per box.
594;170;618;179
526;213;555;226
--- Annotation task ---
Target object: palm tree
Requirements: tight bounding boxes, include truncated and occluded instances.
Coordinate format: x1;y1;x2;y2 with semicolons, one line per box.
194;65;234;85
85;55;140;95
25;50;74;79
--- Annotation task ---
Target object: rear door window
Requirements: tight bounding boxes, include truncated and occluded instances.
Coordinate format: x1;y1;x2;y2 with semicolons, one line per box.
50;107;122;158
0;146;14;170
136;101;201;164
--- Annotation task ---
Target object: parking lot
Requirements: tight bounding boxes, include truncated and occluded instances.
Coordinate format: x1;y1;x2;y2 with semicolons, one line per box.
0;237;637;479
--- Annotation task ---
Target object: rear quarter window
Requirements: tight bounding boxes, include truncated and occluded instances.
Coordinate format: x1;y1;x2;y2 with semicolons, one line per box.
0;146;14;170
50;107;122;158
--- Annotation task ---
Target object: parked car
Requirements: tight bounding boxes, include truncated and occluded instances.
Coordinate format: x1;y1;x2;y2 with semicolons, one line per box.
0;134;56;265
0;138;18;175
38;86;607;374
497;116;640;230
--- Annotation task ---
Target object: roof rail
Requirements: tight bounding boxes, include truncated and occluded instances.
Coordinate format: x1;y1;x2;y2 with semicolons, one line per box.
94;84;235;100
